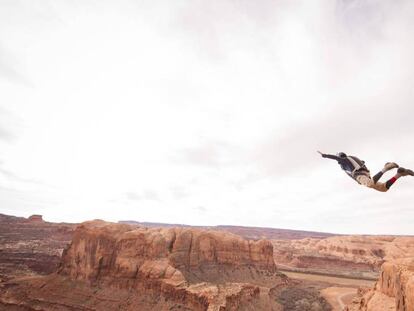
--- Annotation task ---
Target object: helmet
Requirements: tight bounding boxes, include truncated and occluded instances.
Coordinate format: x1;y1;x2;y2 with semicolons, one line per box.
337;152;347;158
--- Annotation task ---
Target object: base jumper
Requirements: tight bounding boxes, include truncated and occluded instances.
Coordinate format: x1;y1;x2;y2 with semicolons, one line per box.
318;151;414;192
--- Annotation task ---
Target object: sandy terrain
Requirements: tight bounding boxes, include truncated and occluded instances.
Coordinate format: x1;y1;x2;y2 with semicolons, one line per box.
282;270;375;311
281;270;375;287
321;287;357;311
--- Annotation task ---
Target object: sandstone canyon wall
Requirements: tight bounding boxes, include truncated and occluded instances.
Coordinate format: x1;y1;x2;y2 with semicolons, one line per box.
1;221;287;310
345;258;414;311
273;235;414;279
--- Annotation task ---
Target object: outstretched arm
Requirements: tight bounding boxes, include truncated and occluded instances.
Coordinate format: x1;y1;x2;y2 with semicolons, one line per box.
317;151;340;161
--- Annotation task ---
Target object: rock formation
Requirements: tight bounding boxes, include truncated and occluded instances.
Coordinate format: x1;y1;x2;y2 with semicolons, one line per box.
27;214;44;222
345;258;414;311
0;213;75;281
60;220;277;283
272;235;414;279
1;220;287;310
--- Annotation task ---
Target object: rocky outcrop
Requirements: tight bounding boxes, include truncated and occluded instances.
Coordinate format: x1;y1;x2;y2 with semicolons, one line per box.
273;236;414;279
27;215;44;222
0;214;75;281
1;221;286;310
59;220;277;284
345;258;414;311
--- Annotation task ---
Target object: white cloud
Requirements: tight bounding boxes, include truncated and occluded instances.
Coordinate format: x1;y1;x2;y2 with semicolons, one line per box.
0;0;414;234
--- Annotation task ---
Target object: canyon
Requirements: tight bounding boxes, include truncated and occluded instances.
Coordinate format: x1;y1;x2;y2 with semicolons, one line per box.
0;217;289;310
1;213;414;310
272;235;414;280
345;258;414;311
0;213;74;282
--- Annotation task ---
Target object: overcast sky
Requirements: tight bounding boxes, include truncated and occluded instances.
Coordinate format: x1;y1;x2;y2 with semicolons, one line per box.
1;0;414;235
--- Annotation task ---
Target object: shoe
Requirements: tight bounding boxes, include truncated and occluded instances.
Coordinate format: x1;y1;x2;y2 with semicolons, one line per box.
384;162;399;171
397;167;414;176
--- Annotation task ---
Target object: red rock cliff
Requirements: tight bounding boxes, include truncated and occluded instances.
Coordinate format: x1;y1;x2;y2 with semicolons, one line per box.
0;221;284;310
346;258;414;311
59;220;277;285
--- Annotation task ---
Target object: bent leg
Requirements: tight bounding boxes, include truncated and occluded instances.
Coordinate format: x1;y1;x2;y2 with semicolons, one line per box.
373;162;399;183
382;168;412;189
372;171;383;183
371;181;388;192
356;175;388;192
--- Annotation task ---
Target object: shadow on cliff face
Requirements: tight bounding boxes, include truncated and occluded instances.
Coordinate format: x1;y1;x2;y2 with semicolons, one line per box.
345;259;414;311
0;220;289;310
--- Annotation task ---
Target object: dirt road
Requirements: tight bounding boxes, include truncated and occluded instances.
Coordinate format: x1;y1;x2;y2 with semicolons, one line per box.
281;270;375;311
321;287;357;310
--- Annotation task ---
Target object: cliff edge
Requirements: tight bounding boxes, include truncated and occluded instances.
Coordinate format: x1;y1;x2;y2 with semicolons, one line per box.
1;221;287;310
346;258;414;311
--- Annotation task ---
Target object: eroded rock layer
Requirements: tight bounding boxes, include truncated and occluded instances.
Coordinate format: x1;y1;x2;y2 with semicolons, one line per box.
0;213;75;281
273;235;414;279
59;220;277;285
1;221;287;310
346;258;414;311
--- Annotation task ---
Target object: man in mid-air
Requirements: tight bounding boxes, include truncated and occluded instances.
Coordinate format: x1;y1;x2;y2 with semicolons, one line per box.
318;151;414;192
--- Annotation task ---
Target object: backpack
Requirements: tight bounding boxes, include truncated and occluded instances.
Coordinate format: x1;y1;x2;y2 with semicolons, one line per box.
346;156;368;177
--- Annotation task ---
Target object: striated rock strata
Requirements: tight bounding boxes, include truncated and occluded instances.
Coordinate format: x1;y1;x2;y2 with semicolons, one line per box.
273;235;414;279
345;258;414;311
0;213;75;282
0;221;287;310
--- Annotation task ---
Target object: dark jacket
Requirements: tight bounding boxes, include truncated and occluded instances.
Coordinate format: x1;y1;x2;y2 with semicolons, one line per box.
322;153;369;181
